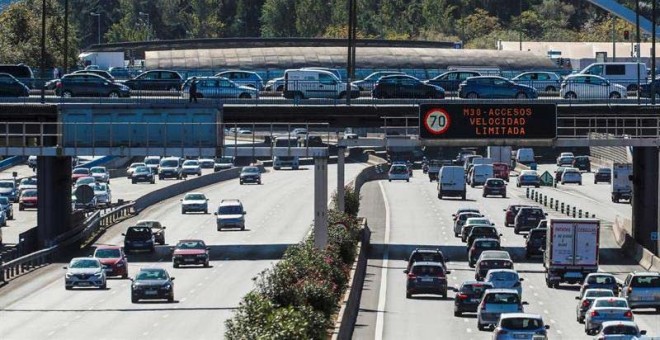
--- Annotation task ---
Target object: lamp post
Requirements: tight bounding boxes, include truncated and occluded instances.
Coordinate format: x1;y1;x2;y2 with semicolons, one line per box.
519;0;523;51
90;12;101;45
40;0;46;103
63;0;69;73
651;0;656;105
635;0;640;105
139;12;150;41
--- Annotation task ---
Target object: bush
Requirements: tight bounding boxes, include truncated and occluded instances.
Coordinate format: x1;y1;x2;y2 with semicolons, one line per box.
331;185;361;217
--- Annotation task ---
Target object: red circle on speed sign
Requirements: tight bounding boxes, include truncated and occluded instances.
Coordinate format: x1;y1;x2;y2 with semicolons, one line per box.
423;108;451;135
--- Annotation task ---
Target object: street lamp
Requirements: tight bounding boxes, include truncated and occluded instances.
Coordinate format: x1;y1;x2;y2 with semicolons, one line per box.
90;12;101;45
139;12;150;41
519;0;523;51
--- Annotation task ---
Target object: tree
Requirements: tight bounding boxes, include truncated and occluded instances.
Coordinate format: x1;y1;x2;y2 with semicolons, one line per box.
295;0;330;37
260;0;297;37
230;0;264;37
457;8;501;41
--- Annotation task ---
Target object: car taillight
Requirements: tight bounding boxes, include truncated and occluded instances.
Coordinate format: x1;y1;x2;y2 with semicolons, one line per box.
628;287;633;294
624;310;633;318
407;273;416;280
457;294;469;300
591;310;599;317
582;300;590;307
496;329;508;335
480;301;486;311
56;82;62;88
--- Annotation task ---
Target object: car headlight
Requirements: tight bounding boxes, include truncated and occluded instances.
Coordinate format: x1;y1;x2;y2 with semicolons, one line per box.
162;283;172;290
65;273;73;279
94;272;103;277
132;284;140;290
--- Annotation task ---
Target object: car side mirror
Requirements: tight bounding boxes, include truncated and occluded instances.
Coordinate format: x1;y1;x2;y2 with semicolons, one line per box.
62;266;67;269
575;296;580;300
502;209;506;211
206;198;209;201
243;211;247;215
121;233;126;236
499;233;503;236
544;213;548;216
162;226;166;229
519;278;524;281
446;270;452;274
179;199;183;201
491;223;495;226
544;325;550;330
170;277;175;281
403;269;409;274
640;330;647;335
522;301;529;305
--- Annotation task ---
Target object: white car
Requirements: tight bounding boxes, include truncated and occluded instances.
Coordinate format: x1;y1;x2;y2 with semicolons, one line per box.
64;257;107;290
561;167;582;185
92;182;112;207
27;155;37;168
584;297;634;335
18;177;37;193
181;160;202;177
126;162;146;178
485;269;524;298
388;164;410;182
492;313;549;340
90;166;110;183
560;74;628;99
198;157;215;169
596;320;647;340
180;192;208;214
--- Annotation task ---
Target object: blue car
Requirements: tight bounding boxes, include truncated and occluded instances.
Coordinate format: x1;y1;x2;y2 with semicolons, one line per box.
0;196;14;220
458;76;538;99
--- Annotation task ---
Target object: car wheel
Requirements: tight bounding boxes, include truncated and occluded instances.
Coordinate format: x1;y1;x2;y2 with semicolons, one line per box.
564;92;577;99
276;85;284;92
257;180;262;185
100;283;107;290
108;91;119;98
150;179;155;184
389;179;391;182
406;292;412;299
515;92;528;99
517;183;521;188
168;296;174;303
131;179;136;184
469;262;474;268
173;262;179;268
545;86;557;92
442;292;447;299
467;92;478;99
482;192;486;197
240;181;243;185
131;296;138;303
514;228;520;235
239;93;251;99
167;86;178;92
293;92;303;101
65;286;72;290
406;179;409;182
181;209;186;214
204;261;210;267
159;176;163;180
19;204;23;211
461;194;466;200
454;311;461;317
241;225;246;231
609;92;622;99
62;90;73;98
477;323;486;331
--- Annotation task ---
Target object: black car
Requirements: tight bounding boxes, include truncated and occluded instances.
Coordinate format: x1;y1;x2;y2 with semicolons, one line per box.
372;74;445;99
131;166;155;184
458;76;538;99
482;178;506;198
425;70;481;92
573;156;591;172
406;248;447;272
524;228;547;258
594;167;612;184
130;268;175;303
55;73;131;98
0;73;30;97
639;78;660;98
405;261;450;298
453;281;494;316
466;226;502;249
513;207;547;234
239;166;262;185
0;64;35;88
468;238;501;267
123;70;183;91
122;226;156;253
554;167;566;185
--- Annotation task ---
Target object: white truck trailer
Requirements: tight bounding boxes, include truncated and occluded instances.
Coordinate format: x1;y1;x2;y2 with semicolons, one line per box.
611;163;633;203
78;52;125;70
487;146;512;167
544;218;600;288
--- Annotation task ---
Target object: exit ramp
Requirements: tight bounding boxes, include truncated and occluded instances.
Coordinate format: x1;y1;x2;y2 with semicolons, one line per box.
588;0;660;36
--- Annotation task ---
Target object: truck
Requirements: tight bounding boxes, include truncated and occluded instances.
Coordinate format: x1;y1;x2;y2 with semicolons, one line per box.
487;146;512;167
611;163;633;203
543;218;600;288
426;159;447;182
273;136;300;170
78;52;125;70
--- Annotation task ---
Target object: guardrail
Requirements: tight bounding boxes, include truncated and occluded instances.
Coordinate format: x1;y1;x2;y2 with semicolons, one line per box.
0;156;27;172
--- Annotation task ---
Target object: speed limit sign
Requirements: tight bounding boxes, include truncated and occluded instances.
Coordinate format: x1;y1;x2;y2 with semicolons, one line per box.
423;108;451;135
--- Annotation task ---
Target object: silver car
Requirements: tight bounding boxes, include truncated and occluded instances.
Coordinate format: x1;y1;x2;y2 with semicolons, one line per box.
619;271;660;310
92;182;112;207
492;313;549;340
181;160;202;177
126;162;147;178
560;74;628;99
575;288;615;323
597;320;647;339
214;199;246;231
64;257;107;290
182;76;258;99
180;192;209;214
584;297;634;335
511;71;562;92
90;166;110;183
477;288;526;331
485;269;524;298
453;212;482;237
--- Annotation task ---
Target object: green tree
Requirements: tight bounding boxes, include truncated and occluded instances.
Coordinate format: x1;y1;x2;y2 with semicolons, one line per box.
230;0;264;37
260;0;297;37
295;0;330;37
457;8;501;41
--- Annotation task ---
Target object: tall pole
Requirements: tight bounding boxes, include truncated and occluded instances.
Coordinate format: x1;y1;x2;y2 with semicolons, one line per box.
612;17;616;61
90;12;101;45
519;0;522;51
63;0;68;73
635;0;640;105
346;0;354;105
40;0;46;103
652;0;656;105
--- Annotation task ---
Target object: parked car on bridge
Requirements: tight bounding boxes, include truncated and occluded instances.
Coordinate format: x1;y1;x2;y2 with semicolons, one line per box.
560;74;627;99
18;188;37;210
264;76;284;92
172;239;210;268
0;73;30;97
458;76;538;99
351;71;404;91
130;267;175;303
511;71;562;92
215;70;265;90
372;74;445;99
425;70;481;92
123;70;183;92
55;73;131;98
639;77;660;98
181;76;258;99
63;257;106;290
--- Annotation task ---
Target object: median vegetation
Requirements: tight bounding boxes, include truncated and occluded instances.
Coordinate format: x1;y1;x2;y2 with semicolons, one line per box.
225;186;361;339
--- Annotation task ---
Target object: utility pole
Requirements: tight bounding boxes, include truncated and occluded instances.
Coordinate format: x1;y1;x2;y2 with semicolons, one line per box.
63;0;68;73
519;0;523;51
635;0;641;105
40;0;46;103
612;17;616;61
90;12;101;45
652;0;657;105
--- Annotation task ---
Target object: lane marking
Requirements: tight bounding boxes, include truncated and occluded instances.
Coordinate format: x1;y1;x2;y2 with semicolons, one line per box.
375;181;391;340
48;331;56;337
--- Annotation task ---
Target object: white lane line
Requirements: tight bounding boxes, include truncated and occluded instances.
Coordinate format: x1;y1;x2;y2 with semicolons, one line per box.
466;328;472;333
162;314;169;319
153;323;159;328
375;181;391;340
538;301;544;305
48;331;56;337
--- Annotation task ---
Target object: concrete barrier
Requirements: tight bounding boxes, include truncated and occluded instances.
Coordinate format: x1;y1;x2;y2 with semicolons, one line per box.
0;156;27;172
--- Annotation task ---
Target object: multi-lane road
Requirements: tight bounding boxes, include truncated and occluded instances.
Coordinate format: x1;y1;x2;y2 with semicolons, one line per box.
355;167;656;339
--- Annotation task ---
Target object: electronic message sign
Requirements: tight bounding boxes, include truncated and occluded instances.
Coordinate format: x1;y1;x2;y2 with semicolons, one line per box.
419;103;557;139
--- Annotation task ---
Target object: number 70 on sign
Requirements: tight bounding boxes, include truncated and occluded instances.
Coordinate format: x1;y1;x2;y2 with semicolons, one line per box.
423;108;451;135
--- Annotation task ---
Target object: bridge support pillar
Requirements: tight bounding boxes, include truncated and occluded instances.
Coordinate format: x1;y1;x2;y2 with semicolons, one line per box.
37;156;72;248
314;156;328;248
337;146;346;213
632;147;659;255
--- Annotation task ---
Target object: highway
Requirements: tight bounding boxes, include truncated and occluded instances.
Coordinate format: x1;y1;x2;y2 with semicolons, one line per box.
354;168;658;340
0;163;365;339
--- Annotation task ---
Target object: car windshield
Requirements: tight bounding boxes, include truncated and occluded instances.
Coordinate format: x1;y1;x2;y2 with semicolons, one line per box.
217;157;233;163
177;241;206;249
489;272;518;281
598;168;611;173
588;275;615;284
219;205;243;214
93;183;107;191
136;269;167;281
500;318;543;330
95;248;121;258
184;194;206;200
390;166;408;174
161;160;178;167
481;251;511;260
526;209;545;217
135;167;150;173
70;259;100;268
461;283;492;295
459;213;481;222
411;265;443;276
183;160;199;166
73;168;88;174
472;227;497;236
630;276;660;287
476;240;499;249
242;167;259;174
136;221;160;229
466;218;490;225
145;158;159;165
585;290;615;298
130;163;146;168
126;227;151;238
22;190;37;197
487;180;504;187
21;178;37;185
603;325;638;335
0;181;14;188
90;168;105;173
410;252;444;263
0;197;8;204
76;178;94;185
484;293;520;304
595;299;629;308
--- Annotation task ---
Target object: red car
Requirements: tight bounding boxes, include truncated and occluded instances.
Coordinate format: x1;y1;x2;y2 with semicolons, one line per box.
93;245;128;278
172;239;210;268
492;162;510;181
18;189;37;210
71;167;90;181
503;204;530;227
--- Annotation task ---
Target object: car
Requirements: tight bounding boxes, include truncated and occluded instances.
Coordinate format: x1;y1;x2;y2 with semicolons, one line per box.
561;167;583;185
503;205;531;227
351;71;405;91
0;72;30;97
492;313;549;340
516;170;540;188
594;167;612;184
134;220;166;245
482;178;506;198
108;67;131;80
18;188;37;210
468;238;500;267
639;77;660;98
476;289;526;331
425;70;481;92
0;209;6;227
158;157;182;180
172;239;210;268
72;191;97;211
239;166;261;185
524;227;547;258
406;248;447;272
55;73;131;98
558;152;574;158
511;71;562;92
214;156;235;172
461;217;494;243
198;157;215;169
180;192;209;214
214;70;265;90
72;69;114;81
573;155;591;172
452;207;481;221
143;156;161;173
575;288;616;323
71;167;91;181
0;180;19;203
130;267;175;303
485;269;524;297
513;207;547;234
556;155;575;166
388;163;410;182
126;162;147;178
404;261;450;299
214;199;246;231
619;271;660;311
0;196;14;220
584;297;634;335
466;226;502;249
453;211;483;237
596;320;647;339
463;154;483;173
580;273;619;297
131;166;155;184
458;76;538;99
453;281;494;316
468;164;493;187
181;160;202;177
123;70;183;91
181;76;259;99
560;74;627;99
264;76;285;92
92;182;112;207
18;177;37;193
554;166;567;185
122;226;157;253
74;176;96;189
475;250;514;281
64;257;107;290
372;74;445;99
27;155;37;168
93;245;128;279
89;166;110;183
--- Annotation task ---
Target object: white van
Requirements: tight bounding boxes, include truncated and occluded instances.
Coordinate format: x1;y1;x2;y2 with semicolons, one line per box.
283;69;359;100
438;166;466;200
579;62;648;91
273;136;300;170
469;164;494;187
516;148;535;164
